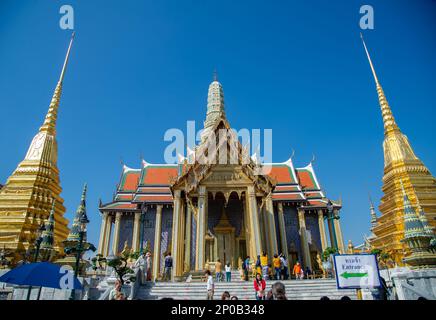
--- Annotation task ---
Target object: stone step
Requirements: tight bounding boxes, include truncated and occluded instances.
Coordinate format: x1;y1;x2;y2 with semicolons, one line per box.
134;279;357;300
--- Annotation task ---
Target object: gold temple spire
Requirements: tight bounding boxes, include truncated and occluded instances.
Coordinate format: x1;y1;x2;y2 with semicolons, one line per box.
360;33;399;136
39;32;75;135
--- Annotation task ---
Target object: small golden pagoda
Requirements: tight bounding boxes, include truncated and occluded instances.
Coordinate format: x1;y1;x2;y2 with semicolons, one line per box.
0;33;75;264
361;34;436;265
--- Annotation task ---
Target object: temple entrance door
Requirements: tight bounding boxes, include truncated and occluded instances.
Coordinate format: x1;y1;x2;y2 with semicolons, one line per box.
216;231;234;265
214;210;236;266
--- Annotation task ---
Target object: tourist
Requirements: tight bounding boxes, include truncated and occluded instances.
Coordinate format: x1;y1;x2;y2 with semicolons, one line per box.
134;252;146;284
146;251;152;281
231;295;238;300
320;296;330;301
253;273;266;300
109;280;126;300
255;255;262;275
293;261;302;280
205;270;214;300
340;295;352;301
225;262;231;282
221;291;231;300
371;276;389;300
272;254;281;280
271;281;287;300
260;251;268;280
239;265;245;281
243;256;250;281
280;254;289;280
305;266;312;279
215;259;223;282
163;252;173;281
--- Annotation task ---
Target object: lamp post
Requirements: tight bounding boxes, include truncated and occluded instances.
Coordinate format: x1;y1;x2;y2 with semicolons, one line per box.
26;223;46;300
65;213;96;300
326;200;339;250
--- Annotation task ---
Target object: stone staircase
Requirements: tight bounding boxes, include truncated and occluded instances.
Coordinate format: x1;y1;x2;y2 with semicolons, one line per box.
134;278;357;300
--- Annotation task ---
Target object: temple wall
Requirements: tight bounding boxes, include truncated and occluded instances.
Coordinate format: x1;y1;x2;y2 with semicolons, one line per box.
160;206;173;272
305;211;322;253
142;207;157;252
283;205;303;265
117;214;134;253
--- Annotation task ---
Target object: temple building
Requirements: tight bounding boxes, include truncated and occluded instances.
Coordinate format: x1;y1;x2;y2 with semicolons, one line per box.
0;34;75;264
99;75;345;279
361;35;436;265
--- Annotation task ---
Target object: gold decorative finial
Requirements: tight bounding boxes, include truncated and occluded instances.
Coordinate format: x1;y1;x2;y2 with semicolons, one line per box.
360;33;399;135
360;32;379;85
40;32;75;134
59;31;75;83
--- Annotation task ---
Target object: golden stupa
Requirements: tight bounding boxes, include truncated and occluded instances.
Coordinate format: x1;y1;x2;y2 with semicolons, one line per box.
361;34;436;265
0;33;75;264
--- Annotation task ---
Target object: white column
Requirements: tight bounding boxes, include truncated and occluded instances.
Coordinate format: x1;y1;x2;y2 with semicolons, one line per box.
171;191;182;280
266;195;278;255
298;208;312;270
132;212;141;252
317;209;328;252
112;212;122;255
196;186;207;270
277;202;289;260
98;212;108;255
103;214;113;257
152;205;163;281
184;204;192;272
247;185;261;258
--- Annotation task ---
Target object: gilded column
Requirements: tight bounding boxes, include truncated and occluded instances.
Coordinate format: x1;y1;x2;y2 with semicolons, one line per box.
97;212;108;255
247;185;261;257
152;205;163;281
277;202;288;259
196;186;207;270
112;212;122;255
184;204;192;272
132;212;141;252
333;209;345;253
103;214;113;257
298;208;312;270
266;195;278;256
171;190;182;280
317;209;328;252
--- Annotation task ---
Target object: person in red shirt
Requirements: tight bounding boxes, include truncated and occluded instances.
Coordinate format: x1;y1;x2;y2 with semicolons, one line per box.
253;273;266;300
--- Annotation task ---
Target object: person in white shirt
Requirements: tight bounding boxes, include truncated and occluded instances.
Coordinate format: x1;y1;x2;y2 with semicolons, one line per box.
225;262;232;282
134;252;146;284
279;253;289;280
205;270;214;300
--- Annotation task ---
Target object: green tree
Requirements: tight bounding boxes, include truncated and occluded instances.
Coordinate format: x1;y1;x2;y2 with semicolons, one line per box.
105;251;136;285
322;247;338;261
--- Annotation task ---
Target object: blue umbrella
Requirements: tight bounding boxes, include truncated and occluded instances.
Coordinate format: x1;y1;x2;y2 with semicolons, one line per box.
0;262;82;289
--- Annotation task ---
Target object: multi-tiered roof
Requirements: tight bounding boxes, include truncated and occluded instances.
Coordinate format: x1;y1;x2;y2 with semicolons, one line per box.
100;76;335;211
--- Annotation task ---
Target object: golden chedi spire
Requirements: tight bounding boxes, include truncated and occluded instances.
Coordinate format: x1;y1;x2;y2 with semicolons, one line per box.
0;33;75;264
361;33;436;266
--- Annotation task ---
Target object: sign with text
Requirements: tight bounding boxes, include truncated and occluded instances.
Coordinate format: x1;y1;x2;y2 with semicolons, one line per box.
333;254;381;289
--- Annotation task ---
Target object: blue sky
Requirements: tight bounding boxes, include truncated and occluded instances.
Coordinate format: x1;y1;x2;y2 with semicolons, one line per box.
0;0;435;249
